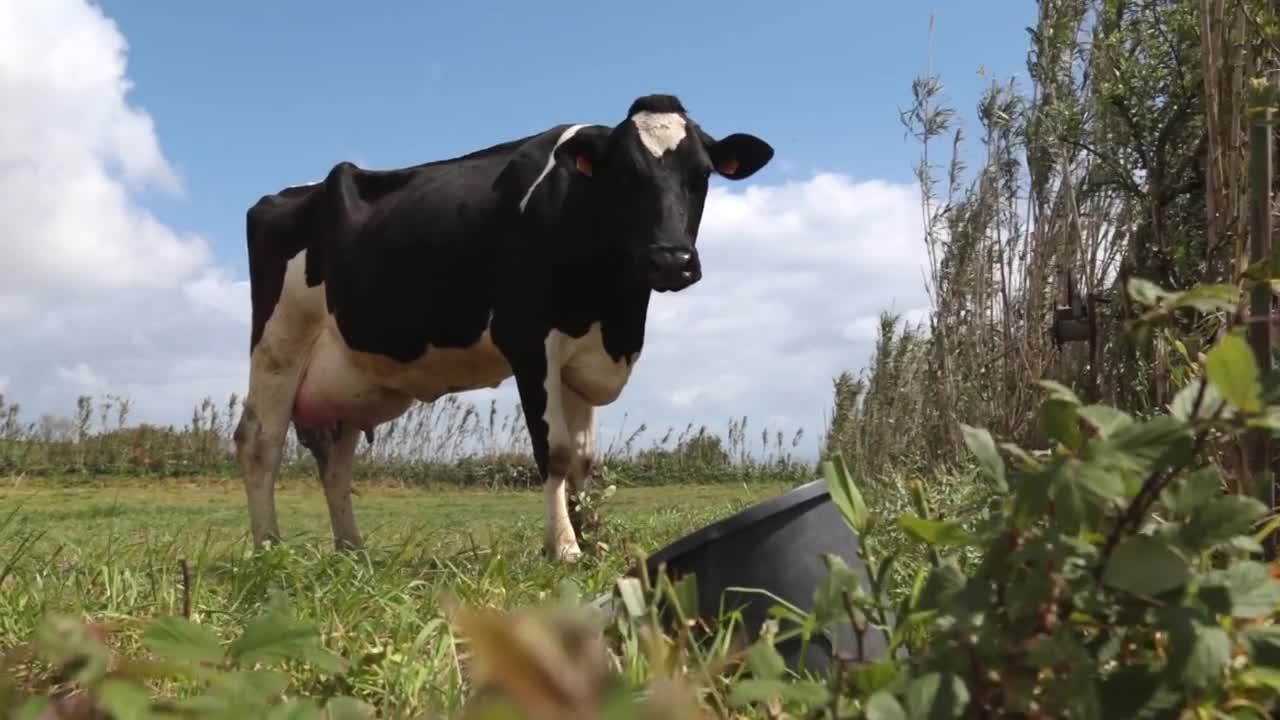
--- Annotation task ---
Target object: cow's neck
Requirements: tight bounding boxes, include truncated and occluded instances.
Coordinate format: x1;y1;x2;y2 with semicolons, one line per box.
546;235;651;361
597;274;651;360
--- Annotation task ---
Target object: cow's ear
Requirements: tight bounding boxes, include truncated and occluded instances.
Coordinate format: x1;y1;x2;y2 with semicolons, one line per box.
707;133;774;181
559;126;611;178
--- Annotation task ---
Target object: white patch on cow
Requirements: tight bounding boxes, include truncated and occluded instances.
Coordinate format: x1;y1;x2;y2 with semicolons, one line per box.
537;322;639;561
552;323;638;406
539;339;578;561
294;316;513;434
630;111;687;158
519;123;588;214
285;179;323;190
239;249;328;546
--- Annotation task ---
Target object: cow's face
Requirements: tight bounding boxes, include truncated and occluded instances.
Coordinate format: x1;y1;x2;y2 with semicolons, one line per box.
571;96;774;292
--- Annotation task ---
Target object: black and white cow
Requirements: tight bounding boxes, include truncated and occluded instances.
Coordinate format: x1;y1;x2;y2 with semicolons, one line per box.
233;94;773;561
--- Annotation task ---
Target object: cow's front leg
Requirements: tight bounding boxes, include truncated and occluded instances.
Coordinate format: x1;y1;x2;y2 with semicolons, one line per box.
562;386;595;534
513;350;582;563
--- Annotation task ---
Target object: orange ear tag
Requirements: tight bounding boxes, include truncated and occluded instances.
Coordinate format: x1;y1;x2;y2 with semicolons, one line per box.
576;154;593;177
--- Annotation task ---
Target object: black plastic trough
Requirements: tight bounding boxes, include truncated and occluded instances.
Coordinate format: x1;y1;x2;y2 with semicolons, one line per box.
638;478;892;674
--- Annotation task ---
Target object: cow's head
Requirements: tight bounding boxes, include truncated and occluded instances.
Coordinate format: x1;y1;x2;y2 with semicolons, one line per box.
563;95;774;292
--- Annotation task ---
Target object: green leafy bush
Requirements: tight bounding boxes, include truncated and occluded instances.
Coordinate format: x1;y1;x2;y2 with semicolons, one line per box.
720;277;1280;719
1;595;373;719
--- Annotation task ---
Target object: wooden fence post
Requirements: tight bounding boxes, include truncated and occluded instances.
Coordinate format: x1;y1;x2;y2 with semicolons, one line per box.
1248;68;1277;557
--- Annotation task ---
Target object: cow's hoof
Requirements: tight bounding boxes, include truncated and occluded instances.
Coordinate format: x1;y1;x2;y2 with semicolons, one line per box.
545;542;583;563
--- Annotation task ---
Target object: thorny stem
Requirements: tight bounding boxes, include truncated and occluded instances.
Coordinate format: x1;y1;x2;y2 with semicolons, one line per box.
1094;377;1216;581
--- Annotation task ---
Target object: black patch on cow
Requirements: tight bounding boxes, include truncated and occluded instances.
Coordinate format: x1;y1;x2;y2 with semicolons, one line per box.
244;134;537;354
243;95;773;486
626;94;687;117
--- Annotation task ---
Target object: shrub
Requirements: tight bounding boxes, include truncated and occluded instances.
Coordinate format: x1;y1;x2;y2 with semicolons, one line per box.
717;276;1280;718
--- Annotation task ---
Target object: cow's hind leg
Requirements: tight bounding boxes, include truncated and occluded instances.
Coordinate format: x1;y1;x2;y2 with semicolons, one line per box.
233;352;305;548
297;424;364;550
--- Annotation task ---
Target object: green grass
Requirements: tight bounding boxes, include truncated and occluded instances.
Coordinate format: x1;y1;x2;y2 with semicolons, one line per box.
0;477;795;717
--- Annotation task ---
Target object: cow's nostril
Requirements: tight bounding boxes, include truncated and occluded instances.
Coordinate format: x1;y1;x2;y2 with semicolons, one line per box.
651;248;694;271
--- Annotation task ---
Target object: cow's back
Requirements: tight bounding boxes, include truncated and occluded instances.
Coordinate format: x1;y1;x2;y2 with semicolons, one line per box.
244;136;532;364
326;158;512;363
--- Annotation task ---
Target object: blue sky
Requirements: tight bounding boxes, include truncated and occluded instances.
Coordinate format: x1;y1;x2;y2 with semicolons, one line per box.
98;0;1035;277
2;0;1037;457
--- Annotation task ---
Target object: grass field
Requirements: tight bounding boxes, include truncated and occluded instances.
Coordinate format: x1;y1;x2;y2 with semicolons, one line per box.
0;477;798;716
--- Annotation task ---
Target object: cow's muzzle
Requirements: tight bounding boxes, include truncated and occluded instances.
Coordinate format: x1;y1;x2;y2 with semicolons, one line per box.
648;247;701;292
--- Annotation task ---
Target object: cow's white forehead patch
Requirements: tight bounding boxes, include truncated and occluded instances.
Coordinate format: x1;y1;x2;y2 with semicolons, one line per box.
631;111;687;158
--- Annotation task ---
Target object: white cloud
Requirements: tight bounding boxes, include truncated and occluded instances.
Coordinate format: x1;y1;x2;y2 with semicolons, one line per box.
55;362;107;392
183;269;252;326
0;0;249;427
841;306;931;343
0;0;931;461
590;175;929;457
0;0;209;306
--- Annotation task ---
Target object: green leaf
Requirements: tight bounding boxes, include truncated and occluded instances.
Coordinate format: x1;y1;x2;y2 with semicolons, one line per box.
1205;331;1263;413
865;691;908;720
1072;461;1127;502
813;554;868;626
903;672;969;720
228;668;291;701
227;613;320;667
851;661;900;697
1097;665;1179;720
1199;562;1280;619
1243;626;1280;667
1000;441;1041;471
323;697;376;720
1246;407;1280;431
960;423;1006;490
98;679;153;720
1169;378;1233;422
14;699;52;720
668;572;698;620
1039;398;1083;449
615;577;646;618
874;551;900;593
1128;277;1173;307
1101;536;1190;596
1160;608;1231;690
728;679;788;707
781;680;832;707
142;616;224;665
1051;472;1086;535
1179;494;1268;551
1037;379;1082;405
1239;667;1280;692
1161;466;1224;516
170;694;235;714
302;644;349;675
269;700;324;720
1078;405;1133;438
727;678;830;707
744;637;787;681
916;560;966;612
1104;415;1194;472
1168;283;1240;314
822;453;869;533
897;517;975;547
